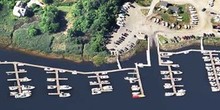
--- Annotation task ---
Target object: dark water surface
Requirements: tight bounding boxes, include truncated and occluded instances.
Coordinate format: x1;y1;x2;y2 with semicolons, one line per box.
0;46;220;110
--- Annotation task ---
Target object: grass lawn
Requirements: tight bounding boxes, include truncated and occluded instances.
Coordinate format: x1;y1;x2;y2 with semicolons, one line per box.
204;37;220;45
160;12;176;23
154;4;191;24
12;22;54;53
178;4;191;24
158;35;169;44
136;0;153;6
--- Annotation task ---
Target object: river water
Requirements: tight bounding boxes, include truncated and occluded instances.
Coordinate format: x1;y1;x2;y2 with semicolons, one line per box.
0;46;220;110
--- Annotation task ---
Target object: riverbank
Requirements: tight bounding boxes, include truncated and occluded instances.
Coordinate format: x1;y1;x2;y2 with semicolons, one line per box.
0;39;148;66
159;37;220;51
1;36;220;66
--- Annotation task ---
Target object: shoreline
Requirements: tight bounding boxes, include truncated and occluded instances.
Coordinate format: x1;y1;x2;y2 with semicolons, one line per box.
0;40;220;66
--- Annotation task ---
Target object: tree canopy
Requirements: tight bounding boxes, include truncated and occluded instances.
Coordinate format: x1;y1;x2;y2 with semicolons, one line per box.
39;6;60;33
69;0;121;52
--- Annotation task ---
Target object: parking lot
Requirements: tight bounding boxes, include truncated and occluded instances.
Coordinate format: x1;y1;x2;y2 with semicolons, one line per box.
107;0;220;56
106;3;148;55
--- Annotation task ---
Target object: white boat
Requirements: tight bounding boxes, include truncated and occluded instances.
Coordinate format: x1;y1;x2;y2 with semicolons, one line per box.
131;85;140;91
202;56;210;60
101;80;110;84
18;63;24;66
59;70;66;73
160;71;169;75
173;71;183;74
210;82;217;87
47;78;56;82
162;60;173;64
18;69;27;73
91;88;102;95
89;81;99;85
124;77;138;81
124;77;138;83
102;85;113;92
128;72;136;75
211;86;220;92
173;78;182;81
208;76;215;81
21;85;35;90
215;61;220;65
9;86;18;91
15;91;32;98
101;72;108;75
100;75;109;79
10;91;18;96
59;92;71;98
163;83;173;89
172;64;180;68
205;63;212;67
165;92;174;96
216;67;220;71
176;89;186;96
47;85;57;89
206;67;213;71
20;77;32;82
214;57;220;62
164;75;170;78
208;72;214;76
60;85;72;90
132;92;140;95
137;63;144;68
44;68;53;71
72;70;77;75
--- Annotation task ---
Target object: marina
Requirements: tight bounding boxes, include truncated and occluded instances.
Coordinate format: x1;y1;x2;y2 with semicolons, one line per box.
1;45;220;109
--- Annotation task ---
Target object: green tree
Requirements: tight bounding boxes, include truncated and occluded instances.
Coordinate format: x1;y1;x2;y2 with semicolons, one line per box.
39;6;60;33
28;26;39;37
69;0;121;53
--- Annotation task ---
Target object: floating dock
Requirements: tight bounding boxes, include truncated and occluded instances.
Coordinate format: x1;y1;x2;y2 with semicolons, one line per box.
158;50;186;97
88;72;113;95
203;51;220;92
124;63;146;98
47;69;71;98
161;64;186;97
6;62;34;99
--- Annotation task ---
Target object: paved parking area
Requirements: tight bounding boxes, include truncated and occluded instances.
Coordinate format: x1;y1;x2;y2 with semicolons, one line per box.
106;3;148;55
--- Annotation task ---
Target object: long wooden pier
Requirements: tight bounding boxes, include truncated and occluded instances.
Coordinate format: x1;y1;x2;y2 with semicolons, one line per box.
167;65;177;94
134;63;145;97
13;63;22;94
